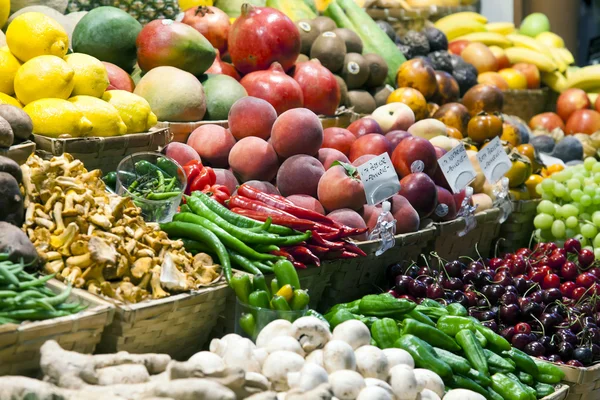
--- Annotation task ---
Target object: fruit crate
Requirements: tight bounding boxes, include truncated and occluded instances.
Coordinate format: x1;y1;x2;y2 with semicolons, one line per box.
497;199;540;255
542;385;569;400
552;363;600;400
0;279;115;376
502;88;550;122
317;226;437;313
0;140;35;165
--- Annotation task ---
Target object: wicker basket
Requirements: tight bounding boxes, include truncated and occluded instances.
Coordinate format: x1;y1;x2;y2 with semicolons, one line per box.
96;281;231;360
318;227;437;312
502;88;550;122
542;385;569;400
34;128;172;174
497;199;540;255
0;279;115;376
553;363;600;400
0;141;35;165
366;7;430;36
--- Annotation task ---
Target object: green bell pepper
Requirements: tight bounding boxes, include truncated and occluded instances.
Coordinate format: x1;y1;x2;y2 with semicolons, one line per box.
252;274;270;297
248;290;270;309
474;324;511;352
465;368;492;387
483;349;515;372
231;275;252;304
371;318;400;349
271;295;291;311
358;294;415;317
503;348;539;378
404;309;435;326
436;315;476;337
516;371;534;386
491;373;530;400
534;382;555;398
326;309;356;328
290;289;310;310
415;305;448;321
327;299;361;315
239;313;256;337
433;347;471;375
447;302;468;317
533;358;565;381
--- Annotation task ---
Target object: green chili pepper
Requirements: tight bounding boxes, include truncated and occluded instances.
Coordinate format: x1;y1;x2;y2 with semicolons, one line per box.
239;313;256;337
433;347;471;375
271;295;291;311
491;373;530;400
102;171;118;190
474;329;487;347
253;244;280;253
419;298;444;308
290;289;310;310
394;334;453;378
465;368;491;387
248;290;270;309
371;318;401;349
455;329;488;376
536;373;561;384
474;324;510;352
358;294;416;317
404;309;435;326
327;299;361;315
230;275;252;304
401;318;460;351
134;159;169;176
436;315;476;337
273;259;301;290
414;305;449;321
516;371;534;386
506;373;537;400
253;262;274;274
446;303;468;317
446;375;489;398
487;387;504;400
483;349;515;372
252;274;270;297
228;250;262;275
156;156;178;177
325;309;357;328
270;278;280;295
503;348;539;378
147;191;180;200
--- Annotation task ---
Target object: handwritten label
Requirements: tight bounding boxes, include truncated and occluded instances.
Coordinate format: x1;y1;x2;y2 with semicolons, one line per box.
357;153;401;205
476;137;512;185
437;144;476;194
539;152;565;167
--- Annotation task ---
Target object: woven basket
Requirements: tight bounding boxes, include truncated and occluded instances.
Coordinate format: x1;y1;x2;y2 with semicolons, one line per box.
497;199;540;255
96;281;230;360
0;279;115;376
553;363;600;400
502;88;550;122
34;128;172;174
318;226;437;313
542;385;569;400
0;141;35;165
366;7;429;36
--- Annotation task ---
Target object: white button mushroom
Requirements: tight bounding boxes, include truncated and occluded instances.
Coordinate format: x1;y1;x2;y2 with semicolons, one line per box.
265;336;306;357
262;350;305;392
305;349;324;368
382;348;415;369
332;320;371;350
364;378;394;395
222;337;261;373
187;351;226;375
443;389;487;400
357;386;394;400
254;348;269;368
354;345;389;380
287;362;329;392
323;340;356;373
257;320;297;348
420;388;442;400
292;316;332;353
389;364;419;400
413;369;444;398
328;370;365;400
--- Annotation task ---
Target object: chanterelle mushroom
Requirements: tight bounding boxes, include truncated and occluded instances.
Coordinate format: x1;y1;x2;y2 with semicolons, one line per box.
88;236;117;265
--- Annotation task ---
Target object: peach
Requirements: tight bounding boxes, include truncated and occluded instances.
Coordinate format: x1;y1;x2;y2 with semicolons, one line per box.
103;62;135;92
228;137;279;182
228;97;277;141
187;124;236;168
349;133;392;162
214;168;239;194
163;142;200;167
276;155;325;197
351;154;376;167
317;164;366;212
327;208;368;241
318;148;350;170
271;108;323;159
287;194;325;215
322;127;356;156
390;194;420;234
512;63;540;89
361;205;382;232
235;180;280;195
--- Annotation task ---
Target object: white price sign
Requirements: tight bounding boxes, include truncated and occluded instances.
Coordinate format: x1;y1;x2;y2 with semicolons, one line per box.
356;153;401;205
437;144;476;194
476;137;512;185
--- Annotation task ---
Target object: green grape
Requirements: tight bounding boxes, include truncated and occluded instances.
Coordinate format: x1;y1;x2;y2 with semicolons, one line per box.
593;233;600;248
535;184;543;195
541;192;554;201
593;211;600;226
537;200;556;215
554;171;568;182
581;194;593;207
593;163;600;173
563;169;574;179
571;189;584;202
559;204;579;218
534;213;554;230
574;234;588;247
553;183;567;197
566;216;579;228
595;195;600;205
595;248;600;260
585;185;598;196
551;219;566;239
566;228;578;238
594;173;600;184
567;179;581;191
581;213;591;222
573;173;586;182
581;223;598;239
584;157;597;170
541;179;555;193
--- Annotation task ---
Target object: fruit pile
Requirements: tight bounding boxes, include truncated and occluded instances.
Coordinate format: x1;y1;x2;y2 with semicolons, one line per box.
387;238;600;367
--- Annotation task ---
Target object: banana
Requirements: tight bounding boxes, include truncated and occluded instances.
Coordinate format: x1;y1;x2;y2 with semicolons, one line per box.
541;71;568;92
506;33;553;58
566;65;600;91
556;47;575;65
505;47;557;72
434;11;487;28
485;22;515;36
452;32;512;48
566;66;581;80
438;21;487;41
549;48;568;73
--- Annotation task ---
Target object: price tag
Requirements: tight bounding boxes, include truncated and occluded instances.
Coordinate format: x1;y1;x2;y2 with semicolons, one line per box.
539;152;565;167
476;137;512;185
437;144;476;194
357;153;401;206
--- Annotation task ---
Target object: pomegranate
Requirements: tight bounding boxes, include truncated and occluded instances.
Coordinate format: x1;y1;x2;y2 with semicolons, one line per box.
182;6;230;54
206;50;241;81
240;62;304;115
228;5;301;74
292;59;340;116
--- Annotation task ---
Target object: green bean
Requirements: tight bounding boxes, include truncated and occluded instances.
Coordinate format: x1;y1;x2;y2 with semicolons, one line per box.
0;316;18;324
0;253;9;261
21;299;56;312
17;274;54;289
147;192;180;200
0;290;18;298
0;309;72;320
56;302;85;311
13;290;45;303
41;284;71;306
0;266;19;286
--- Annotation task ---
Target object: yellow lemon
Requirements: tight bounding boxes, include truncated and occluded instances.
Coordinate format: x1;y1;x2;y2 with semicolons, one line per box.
14;55;75;105
0;93;22;108
24;98;92;138
179;0;212;10
0;0;9;29
6;12;68;62
64;53;109;98
68;95;127;137
0;46;9;53
101;90;158;134
0;50;21;95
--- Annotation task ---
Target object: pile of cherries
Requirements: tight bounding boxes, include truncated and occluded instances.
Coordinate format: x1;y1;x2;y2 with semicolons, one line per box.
387;238;600;367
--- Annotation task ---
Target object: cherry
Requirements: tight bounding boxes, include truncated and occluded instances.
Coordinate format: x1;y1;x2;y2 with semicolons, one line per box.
560;281;576;298
539;265;552;275
567;360;584;367
515;322;532;334
529;269;546;283
546;243;558;252
572;287;588;301
576;272;597;289
560;261;579;281
512;255;527;276
398;294;416;302
564;238;582;254
516;248;532;258
578;249;595;268
542;273;561;289
489;257;504;271
464;291;478;307
548;252;566;270
553;248;567;257
589;267;600;281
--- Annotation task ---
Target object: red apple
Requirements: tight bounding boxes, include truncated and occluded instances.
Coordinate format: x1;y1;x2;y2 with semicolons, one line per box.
385;130;411;151
557;88;591;122
565;109;600;135
349;134;392;162
322;127;356;156
103;62;135;92
432;186;457;222
529;112;565;131
391;136;438;178
398;172;438;218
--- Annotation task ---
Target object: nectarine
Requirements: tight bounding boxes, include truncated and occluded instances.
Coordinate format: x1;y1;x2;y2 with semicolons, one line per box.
228;97;277;141
271;108;323;159
187;124;236;168
327;208;368;240
318;148;350;170
317;164;366;211
287;194;325;215
276;155;325;197
348;134;392;162
228;137;279;182
322;127;356;156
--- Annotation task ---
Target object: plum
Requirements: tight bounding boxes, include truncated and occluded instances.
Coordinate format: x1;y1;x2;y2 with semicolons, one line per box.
276;155;325;197
385;130;411;152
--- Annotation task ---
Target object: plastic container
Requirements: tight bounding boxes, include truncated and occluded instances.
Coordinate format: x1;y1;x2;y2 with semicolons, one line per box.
116;152;186;223
235;298;306;340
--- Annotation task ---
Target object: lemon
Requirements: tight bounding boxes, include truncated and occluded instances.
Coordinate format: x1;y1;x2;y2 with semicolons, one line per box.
14;55;75;105
64;53;109;98
102;90;158;134
6;12;68;62
24;98;92;138
0;93;22;108
69;95;127;137
179;0;212;11
0;50;21;95
0;0;9;29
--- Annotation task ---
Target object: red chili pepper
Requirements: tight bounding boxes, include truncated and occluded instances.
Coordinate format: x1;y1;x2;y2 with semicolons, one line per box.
306;244;330;255
228;195;296;217
271;249;295;263
310;230;345;250
231;208;316;231
343;241;367;257
286;246;321;267
183;160;216;195
292;261;307;269
324;250;360;260
202;184;230;205
272;194;294;205
312;222;338;233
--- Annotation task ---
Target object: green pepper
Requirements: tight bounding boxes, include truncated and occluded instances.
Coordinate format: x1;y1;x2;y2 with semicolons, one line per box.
415;305;448;321
532;358;564;381
507;373;537;400
503;348;539;378
446;375;489;398
156;156;178;177
487;387;504;400
290;289;310;310
401;318;460;351
239;313;256;337
359;294;416;317
433;347;471;375
447;303;468;317
474;329;487;347
327;299;361;315
516;371;534;386
455;329;488;376
483;349;515;372
394;334;453;378
305;309;329;327
252;274;270;297
465;368;491;387
271;295;291;311
404;309;435;326
270;278;280;296
230;275;252;304
474;324;511;352
102;171;117;190
354;314;379;328
273;260;301;290
326;310;357;328
536;373;561;384
135;159;169;176
371;318;401;349
534;382;555;398
248;290;270;309
491;373;530;400
419;298;444;308
436;315;476;337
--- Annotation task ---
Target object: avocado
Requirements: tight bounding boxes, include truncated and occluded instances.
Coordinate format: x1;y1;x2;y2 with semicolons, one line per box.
312;16;337;34
396;43;414;60
424;27;448;52
346;90;376;115
452;64;478;96
0;105;32;141
341;53;370;90
376;20;397;41
400;30;430;57
334;75;348;107
428;51;453;73
310;32;347;73
201;74;247;121
297;19;320;55
371;84;394;108
364;53;388;88
333;28;363;54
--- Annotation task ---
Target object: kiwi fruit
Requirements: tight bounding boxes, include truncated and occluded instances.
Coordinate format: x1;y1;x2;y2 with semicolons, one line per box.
310;32;347;73
364;53;388;88
371;84;395;107
332;28;363;54
341;53;370;90
334;75;348;107
346;90;377;115
312;16;337;34
296;19;319;55
296;53;310;64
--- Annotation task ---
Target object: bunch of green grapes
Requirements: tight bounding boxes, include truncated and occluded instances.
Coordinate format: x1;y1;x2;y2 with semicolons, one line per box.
534;157;600;260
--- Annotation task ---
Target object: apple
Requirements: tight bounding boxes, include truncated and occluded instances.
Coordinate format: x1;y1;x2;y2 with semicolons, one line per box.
103;62;135;92
391;135;438;178
512;63;541;89
370;103;415;133
488;46;511;70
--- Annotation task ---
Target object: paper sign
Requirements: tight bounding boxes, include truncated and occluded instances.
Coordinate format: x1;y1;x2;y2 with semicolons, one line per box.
476;137;512;185
357;153;401;205
539;152;565;167
437;144;476;194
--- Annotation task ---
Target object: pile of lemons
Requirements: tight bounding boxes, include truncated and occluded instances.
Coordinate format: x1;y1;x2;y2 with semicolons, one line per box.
0;12;157;138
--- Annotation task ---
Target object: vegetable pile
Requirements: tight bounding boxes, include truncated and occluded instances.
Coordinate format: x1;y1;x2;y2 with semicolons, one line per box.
325;293;565;399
